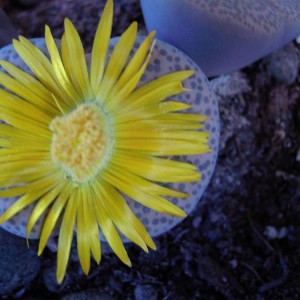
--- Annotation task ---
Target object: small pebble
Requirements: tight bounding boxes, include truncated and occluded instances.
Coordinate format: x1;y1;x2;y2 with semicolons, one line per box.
277;228;288;239
230;259;238;269
296;149;300;162
0;229;41;298
192;216;202;228
210;71;251;98
264;226;278;239
264;226;288;240
134;284;158;300
43;266;59;293
267;43;300;85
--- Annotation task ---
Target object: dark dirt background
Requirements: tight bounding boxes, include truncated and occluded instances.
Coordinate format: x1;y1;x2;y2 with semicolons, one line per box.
1;0;300;299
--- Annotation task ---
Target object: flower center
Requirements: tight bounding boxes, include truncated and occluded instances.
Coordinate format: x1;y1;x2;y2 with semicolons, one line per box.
50;103;110;183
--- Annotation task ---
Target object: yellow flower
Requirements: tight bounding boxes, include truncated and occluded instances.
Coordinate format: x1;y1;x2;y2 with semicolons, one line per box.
0;0;209;283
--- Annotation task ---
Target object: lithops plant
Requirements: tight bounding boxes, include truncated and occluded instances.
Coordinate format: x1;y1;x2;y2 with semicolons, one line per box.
141;0;300;76
109;36;219;239
0;0;218;283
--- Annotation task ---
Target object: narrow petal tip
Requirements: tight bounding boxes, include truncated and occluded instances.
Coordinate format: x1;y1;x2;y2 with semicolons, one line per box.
149;30;156;36
56;273;64;285
147;238;157;251
175;208;187;218
125;259;132;268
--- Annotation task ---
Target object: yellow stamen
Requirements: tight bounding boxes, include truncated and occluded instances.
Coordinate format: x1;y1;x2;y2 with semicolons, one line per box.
49;103;110;183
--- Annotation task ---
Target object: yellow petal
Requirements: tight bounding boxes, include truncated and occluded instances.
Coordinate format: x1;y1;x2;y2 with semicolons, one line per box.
13;38;72;112
115;136;210;156
26;181;65;240
118;70;194;113
0;178;58;224
0;102;50;138
60;33;83;100
96;22;137;101
95;179;148;252
38;182;73;255
153;112;208;123
108;31;156;99
56;191;77;284
0;89;51;126
91;185;132;267
106;164;187;198
0;171;59;197
102;170;187;218
90;0;113;95
45;25;81;105
0;149;49;164
114;101;191;123
0;61;58;115
0;124;50;144
112;152;200;183
116;129;209;141
0;134;50;150
115;118;204;132
0;160;52;176
64;19;91;100
106;41;154;111
0;167;59;190
120;81;186;112
76;190;91;275
82;186;101;264
97;179;156;250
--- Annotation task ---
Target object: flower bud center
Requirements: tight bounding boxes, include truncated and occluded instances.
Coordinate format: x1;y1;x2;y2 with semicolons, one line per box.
50;103;108;183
